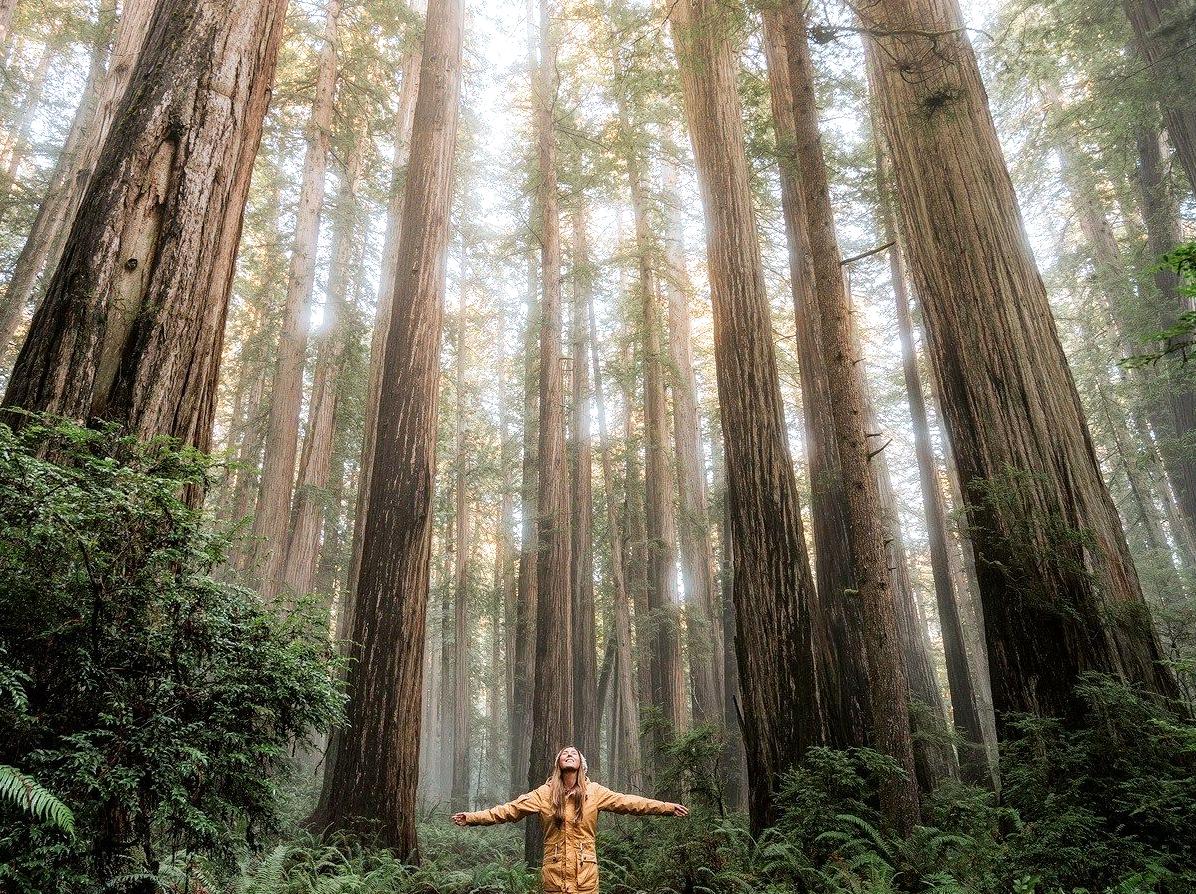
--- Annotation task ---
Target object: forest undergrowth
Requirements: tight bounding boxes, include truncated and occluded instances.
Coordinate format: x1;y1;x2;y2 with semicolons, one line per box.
2;424;1194;894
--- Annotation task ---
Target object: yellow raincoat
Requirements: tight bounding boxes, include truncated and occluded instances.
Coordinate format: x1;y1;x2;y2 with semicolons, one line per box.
462;782;674;893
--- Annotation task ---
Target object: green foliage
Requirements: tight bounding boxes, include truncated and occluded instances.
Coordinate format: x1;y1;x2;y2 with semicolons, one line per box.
1121;242;1196;369
0;764;76;837
588;679;1196;894
0;418;344;893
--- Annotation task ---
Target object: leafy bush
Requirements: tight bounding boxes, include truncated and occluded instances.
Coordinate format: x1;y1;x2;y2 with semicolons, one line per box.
585;680;1196;894
0;418;344;893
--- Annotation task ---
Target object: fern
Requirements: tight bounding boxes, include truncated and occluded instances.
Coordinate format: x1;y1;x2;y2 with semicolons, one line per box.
0;764;75;837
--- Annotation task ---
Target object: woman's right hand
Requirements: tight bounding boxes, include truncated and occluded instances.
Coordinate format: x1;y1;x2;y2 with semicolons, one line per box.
452;812;468;827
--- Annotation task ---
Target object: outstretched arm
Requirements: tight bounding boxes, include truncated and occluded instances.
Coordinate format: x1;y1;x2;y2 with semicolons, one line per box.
452;787;545;826
596;785;689;817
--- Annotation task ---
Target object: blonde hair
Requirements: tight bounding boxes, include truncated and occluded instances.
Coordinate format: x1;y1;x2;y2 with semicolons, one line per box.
544;746;588;826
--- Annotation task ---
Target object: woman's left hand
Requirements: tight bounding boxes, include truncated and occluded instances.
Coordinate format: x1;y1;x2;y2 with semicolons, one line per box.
669;803;690;817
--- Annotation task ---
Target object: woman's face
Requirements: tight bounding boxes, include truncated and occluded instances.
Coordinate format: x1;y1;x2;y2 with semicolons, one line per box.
558;747;581;771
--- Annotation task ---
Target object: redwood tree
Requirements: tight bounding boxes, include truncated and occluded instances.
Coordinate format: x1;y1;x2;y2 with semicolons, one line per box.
250;0;341;600
307;0;463;856
861;0;1178;731
3;0;290;461
526;0;572;861
670;0;823;834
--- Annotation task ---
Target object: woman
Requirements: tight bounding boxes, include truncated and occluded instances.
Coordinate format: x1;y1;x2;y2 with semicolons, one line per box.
452;746;689;893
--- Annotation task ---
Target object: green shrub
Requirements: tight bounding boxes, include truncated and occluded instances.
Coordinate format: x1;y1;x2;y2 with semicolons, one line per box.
0;418;344;893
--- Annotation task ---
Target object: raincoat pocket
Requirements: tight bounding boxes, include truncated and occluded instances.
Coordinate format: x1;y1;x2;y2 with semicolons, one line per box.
577;848;598;891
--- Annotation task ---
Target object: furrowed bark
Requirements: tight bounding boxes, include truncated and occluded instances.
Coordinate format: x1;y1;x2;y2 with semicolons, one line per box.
861;0;1178;730
306;0;462;856
669;0;822;834
3;0;290;472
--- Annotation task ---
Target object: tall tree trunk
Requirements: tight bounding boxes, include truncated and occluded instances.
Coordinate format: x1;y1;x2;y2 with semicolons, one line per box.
711;432;747;808
759;6;868;748
590;297;643;791
669;0;822;835
861;0;1178;732
527;0;573;862
661;169;724;726
249;0;340;600
306;0;462;856
1132;124;1196;561
0;0;152;360
345;43;422;615
768;1;920;828
643;273;684;782
1123;0;1196;195
450;240;472;812
868;400;958;791
623;386;652;710
510;248;541;798
284;133;365;598
2;0;289;465
496;333;518;791
878;147;990;786
570;203;599;765
510;0;541;798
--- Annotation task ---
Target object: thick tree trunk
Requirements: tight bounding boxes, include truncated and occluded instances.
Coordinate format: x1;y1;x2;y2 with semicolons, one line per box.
590;297;643;791
283;135;364;598
861;0;1178;731
661;169;724;726
346;45;422;612
450;248;471;812
1123;0;1196;195
570;204;598;765
526;0;572;862
2;0;289;465
0;0;152;360
669;0;822;835
876;140;991;785
767;1;920;828
345;43;422;613
249;0;340;600
305;0;462;857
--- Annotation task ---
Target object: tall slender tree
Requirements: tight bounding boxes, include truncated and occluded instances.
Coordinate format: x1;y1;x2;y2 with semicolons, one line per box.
250;0;341;599
283;132;366;598
590;298;643;790
450;237;472;812
526;0;572;861
570;202;598;765
661;178;724;725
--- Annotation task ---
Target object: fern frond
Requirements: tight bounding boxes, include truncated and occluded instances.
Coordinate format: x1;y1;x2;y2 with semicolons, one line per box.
0;764;75;836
